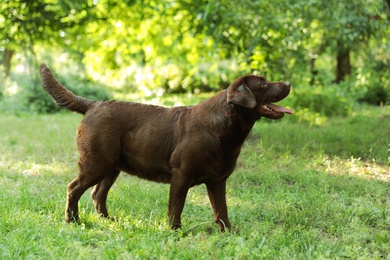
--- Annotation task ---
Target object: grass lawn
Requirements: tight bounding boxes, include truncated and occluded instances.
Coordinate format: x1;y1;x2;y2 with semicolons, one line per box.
0;105;389;259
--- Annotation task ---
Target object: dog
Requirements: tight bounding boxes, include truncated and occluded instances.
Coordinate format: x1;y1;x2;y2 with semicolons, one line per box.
39;64;292;231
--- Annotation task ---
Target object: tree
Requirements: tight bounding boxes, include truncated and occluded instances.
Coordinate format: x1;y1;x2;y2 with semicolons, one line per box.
307;0;389;83
1;0;388;94
0;0;94;77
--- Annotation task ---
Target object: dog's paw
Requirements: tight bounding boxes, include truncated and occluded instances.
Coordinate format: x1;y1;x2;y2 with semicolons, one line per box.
65;214;80;223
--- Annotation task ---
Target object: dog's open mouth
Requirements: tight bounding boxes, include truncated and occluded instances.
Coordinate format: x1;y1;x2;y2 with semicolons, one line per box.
262;104;293;114
259;103;293;119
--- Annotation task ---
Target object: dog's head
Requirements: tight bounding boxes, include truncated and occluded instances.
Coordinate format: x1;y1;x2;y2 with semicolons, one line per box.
227;75;293;119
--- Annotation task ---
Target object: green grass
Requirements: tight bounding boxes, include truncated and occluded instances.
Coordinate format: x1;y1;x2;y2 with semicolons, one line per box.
0;105;389;259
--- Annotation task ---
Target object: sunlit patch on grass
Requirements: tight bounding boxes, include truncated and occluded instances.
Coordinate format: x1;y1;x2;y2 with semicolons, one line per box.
21;162;67;176
316;156;390;182
0;158;70;176
187;186;210;206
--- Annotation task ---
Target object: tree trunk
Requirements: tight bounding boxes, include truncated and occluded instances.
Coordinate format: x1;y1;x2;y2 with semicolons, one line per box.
335;45;351;83
309;57;318;85
3;49;14;77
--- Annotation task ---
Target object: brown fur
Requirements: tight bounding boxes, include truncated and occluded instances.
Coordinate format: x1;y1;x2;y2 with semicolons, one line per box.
40;64;292;231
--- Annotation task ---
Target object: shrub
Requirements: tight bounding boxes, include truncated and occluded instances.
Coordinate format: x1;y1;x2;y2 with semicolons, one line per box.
361;85;388;105
26;75;112;114
0;68;112;114
293;108;328;127
354;63;390;105
291;84;353;117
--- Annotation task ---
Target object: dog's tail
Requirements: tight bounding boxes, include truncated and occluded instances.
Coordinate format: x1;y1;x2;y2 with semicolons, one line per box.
39;64;96;114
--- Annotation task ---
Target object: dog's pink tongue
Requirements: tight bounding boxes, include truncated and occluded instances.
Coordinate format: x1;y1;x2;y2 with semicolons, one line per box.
267;104;293;114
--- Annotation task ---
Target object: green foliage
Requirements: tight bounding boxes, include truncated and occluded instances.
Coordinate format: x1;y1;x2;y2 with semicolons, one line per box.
30;78;112;114
284;81;354;126
29;87;111;114
0;0;95;51
1;71;112;114
117;61;237;95
67;0;389;95
355;63;390;105
362;86;388;105
292;108;328;127
291;84;353;117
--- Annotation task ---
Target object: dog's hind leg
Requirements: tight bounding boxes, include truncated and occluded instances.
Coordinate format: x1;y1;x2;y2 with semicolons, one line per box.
65;159;113;223
65;175;93;223
91;170;120;218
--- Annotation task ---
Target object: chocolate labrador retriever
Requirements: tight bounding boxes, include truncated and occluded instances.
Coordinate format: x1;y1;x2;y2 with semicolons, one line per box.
40;64;292;231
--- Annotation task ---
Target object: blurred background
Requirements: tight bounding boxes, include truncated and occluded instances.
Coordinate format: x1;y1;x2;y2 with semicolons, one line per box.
0;0;389;122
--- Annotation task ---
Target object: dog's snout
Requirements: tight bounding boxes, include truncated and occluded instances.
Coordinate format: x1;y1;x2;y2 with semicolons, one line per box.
284;82;291;88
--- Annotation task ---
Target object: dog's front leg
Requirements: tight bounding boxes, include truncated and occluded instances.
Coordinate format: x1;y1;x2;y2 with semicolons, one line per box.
206;180;231;232
167;171;192;229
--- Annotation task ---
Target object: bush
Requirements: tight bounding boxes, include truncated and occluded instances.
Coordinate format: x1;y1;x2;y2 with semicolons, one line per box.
0;71;112;115
291;84;353;117
354;63;390;105
361;85;388;105
25;75;112;114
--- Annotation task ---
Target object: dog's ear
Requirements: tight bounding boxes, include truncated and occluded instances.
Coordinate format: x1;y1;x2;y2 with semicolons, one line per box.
227;83;257;109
